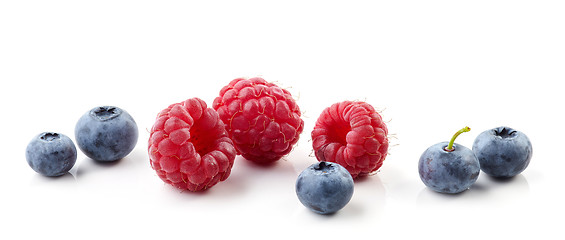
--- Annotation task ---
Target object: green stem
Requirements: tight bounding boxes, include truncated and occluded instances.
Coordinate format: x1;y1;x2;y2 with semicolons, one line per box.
445;126;471;152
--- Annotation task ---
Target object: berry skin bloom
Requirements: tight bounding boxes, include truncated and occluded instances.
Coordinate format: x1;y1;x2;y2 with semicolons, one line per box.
311;101;389;178
148;98;236;191
26;132;77;177
213;77;304;164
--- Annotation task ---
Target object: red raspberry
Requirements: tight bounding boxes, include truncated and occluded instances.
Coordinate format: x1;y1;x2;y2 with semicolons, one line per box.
148;98;236;191
212;77;304;164
311;101;389;178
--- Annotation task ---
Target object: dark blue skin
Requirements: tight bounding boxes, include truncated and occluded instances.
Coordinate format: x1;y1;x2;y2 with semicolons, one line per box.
418;142;480;194
473;126;532;178
295;161;354;215
75;106;138;162
26;132;77;177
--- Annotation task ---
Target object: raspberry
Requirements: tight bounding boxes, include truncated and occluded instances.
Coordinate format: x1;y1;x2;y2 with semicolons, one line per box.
311;101;389;178
212;77;304;164
148;98;236;191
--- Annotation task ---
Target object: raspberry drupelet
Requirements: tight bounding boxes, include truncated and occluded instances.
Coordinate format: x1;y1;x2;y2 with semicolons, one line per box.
213;77;304;164
311;101;389;178
148;98;236;191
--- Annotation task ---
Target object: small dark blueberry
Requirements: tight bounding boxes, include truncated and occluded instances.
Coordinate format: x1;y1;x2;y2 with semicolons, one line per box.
26;132;77;177
295;161;354;214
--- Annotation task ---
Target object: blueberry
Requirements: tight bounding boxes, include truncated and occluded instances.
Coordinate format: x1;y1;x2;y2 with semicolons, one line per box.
418;127;480;194
418;142;480;194
295;161;354;215
472;126;532;178
26;132;77;177
75;106;138;162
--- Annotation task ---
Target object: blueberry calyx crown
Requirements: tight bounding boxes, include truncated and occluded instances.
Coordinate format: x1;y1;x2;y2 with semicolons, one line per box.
91;106;121;121
493;127;517;139
313;162;335;174
40;132;60;141
314;161;331;170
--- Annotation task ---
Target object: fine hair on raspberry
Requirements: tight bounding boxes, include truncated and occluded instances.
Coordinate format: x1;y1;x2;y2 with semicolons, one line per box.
311;101;389;178
213;77;304;164
148;98;236;191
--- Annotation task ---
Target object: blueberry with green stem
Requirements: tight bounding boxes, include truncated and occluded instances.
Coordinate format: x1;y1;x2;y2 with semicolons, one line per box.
418;126;480;194
472;126;532;178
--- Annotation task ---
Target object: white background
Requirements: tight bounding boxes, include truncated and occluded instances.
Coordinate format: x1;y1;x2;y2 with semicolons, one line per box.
1;0;564;239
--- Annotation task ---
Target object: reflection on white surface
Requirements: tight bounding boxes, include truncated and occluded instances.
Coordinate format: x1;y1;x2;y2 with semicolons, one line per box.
73;149;148;180
29;171;77;186
417;173;530;205
348;174;387;218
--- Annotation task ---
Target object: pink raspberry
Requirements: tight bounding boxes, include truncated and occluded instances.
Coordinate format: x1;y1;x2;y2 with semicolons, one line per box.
213;77;304;164
311;101;389;178
148;98;236;191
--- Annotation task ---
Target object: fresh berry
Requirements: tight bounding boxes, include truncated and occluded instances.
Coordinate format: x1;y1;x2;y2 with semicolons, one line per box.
418;127;480;194
212;77;304;164
149;98;237;191
311;101;388;178
75;106;139;162
473;126;532;178
26;132;77;177
295;161;354;215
